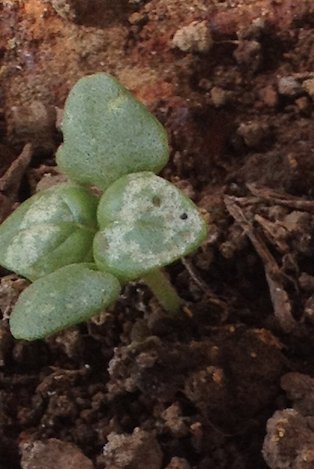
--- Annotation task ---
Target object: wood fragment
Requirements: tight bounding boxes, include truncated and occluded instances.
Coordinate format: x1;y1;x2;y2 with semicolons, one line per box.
0;143;33;199
0;193;13;223
254;214;289;253
224;195;297;333
182;258;229;321
247;183;314;213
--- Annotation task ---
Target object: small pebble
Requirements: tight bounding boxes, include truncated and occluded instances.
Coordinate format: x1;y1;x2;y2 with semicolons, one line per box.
303;78;314;98
295;96;311;114
259;85;279;108
172;21;213;54
277;76;303;97
211;86;229;107
128;11;147;26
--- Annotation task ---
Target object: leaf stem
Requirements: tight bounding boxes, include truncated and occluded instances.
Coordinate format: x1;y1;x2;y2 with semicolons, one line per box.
142;269;182;315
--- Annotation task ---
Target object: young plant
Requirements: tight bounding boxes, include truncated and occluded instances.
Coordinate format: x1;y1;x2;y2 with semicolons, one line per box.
0;73;207;341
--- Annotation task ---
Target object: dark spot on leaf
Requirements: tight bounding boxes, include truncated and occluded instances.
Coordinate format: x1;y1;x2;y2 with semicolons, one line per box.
180;213;188;220
152;196;161;207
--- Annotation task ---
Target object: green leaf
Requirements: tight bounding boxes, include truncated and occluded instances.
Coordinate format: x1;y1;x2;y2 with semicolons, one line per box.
10;264;121;340
0;183;98;280
56;73;169;190
93;172;208;281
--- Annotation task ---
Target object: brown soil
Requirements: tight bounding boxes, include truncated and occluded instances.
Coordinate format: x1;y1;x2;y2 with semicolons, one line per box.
1;1;314;468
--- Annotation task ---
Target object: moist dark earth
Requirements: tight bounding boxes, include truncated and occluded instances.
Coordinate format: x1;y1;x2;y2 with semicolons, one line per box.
0;1;314;468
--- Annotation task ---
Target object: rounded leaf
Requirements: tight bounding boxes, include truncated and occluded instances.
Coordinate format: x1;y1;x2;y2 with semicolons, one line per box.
94;172;208;281
0;183;98;280
56;73;169;189
10;264;121;340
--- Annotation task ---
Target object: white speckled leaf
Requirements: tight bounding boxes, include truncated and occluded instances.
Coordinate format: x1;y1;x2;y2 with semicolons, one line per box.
0;184;98;280
10;264;121;340
93;172;208;281
56;73;169;190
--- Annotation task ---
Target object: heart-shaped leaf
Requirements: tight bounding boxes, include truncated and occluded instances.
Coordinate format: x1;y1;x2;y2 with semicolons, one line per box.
93;172;208;281
0;183;98;280
56;73;169;190
10;263;121;340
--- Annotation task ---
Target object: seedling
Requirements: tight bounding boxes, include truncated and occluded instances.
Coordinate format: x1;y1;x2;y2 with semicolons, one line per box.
0;73;207;340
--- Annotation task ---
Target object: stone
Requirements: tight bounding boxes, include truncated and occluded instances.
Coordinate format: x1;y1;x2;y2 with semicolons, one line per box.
172;21;213;54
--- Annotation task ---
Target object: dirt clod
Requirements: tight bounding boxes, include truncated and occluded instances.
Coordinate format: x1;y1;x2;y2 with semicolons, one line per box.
47;0;89;22
161;402;189;438
103;428;163;469
9;102;57;152
20;438;94;469
233;40;262;70
237;120;270;148
281;373;314;416
263;409;314;469
277;77;303;98
165;457;191;469
303;78;314;98
210;87;230;108
259;85;279;108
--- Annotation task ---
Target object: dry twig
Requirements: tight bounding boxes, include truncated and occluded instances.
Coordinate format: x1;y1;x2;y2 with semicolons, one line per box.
224;195;297;333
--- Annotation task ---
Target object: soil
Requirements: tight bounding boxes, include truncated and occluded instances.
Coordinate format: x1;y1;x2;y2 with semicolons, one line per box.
0;1;314;468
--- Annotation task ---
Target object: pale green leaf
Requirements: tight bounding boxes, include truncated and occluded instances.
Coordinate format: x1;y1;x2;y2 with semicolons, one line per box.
10;263;121;340
0;183;98;280
93;172;208;281
56;73;169;189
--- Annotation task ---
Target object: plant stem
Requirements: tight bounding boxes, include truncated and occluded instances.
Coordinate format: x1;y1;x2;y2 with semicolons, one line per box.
142;269;182;315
